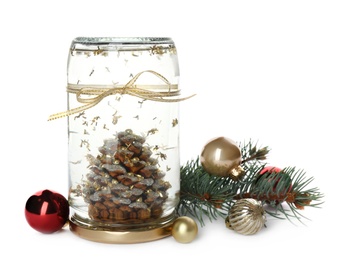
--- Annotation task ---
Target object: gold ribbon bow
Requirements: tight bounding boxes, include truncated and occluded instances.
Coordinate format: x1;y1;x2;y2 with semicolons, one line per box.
48;70;195;121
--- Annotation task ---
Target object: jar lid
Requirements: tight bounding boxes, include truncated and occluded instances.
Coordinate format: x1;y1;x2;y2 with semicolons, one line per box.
72;37;174;46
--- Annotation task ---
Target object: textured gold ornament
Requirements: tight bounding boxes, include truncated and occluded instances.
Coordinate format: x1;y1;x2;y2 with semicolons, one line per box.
200;137;245;180
171;216;198;243
225;199;266;235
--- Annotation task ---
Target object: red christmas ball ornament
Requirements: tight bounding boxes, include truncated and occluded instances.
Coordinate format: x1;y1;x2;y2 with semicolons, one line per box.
260;166;292;191
25;189;69;234
259;166;282;175
256;166;293;204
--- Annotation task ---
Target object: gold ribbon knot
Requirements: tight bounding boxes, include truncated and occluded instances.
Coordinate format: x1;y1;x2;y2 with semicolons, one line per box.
48;70;195;121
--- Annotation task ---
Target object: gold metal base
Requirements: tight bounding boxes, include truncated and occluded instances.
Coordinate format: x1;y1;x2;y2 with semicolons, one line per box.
69;220;174;244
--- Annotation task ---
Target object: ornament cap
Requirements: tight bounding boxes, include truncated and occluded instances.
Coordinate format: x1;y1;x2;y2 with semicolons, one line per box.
228;165;245;181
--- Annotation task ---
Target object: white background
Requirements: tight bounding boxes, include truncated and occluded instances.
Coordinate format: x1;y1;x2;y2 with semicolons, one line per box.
1;0;339;259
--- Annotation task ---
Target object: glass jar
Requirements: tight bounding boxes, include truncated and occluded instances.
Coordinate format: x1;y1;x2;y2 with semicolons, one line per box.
65;37;181;243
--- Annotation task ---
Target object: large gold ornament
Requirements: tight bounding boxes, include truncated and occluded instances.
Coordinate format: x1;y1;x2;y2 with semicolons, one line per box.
200;137;245;180
225;198;266;235
171;216;198;243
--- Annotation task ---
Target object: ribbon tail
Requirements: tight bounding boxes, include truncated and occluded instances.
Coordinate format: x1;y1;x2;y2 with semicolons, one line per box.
48;101;99;121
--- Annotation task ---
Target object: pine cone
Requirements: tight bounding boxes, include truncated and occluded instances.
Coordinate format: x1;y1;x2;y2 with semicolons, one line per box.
83;129;171;224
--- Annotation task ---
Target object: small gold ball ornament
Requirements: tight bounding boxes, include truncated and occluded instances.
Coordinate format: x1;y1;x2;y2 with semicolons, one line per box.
171;216;198;243
200;136;245;180
225;198;266;235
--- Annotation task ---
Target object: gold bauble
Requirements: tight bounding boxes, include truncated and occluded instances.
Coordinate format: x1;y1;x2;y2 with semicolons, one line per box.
225;198;266;235
171;216;198;243
200;136;245;180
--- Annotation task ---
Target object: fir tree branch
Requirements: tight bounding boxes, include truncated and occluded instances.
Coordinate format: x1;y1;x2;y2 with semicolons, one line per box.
240;140;270;164
178;158;235;226
178;140;324;226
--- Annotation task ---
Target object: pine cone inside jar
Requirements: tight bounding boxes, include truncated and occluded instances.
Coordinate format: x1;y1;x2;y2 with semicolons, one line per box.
83;129;171;224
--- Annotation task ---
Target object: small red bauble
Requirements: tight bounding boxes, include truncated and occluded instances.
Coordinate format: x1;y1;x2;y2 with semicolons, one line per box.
25;189;69;234
260;166;292;191
257;166;293;204
259;166;282;175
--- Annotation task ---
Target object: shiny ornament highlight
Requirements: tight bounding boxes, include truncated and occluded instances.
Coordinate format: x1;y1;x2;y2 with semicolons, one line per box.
25;189;69;234
225;198;266;235
172;216;198;243
200;137;245;180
